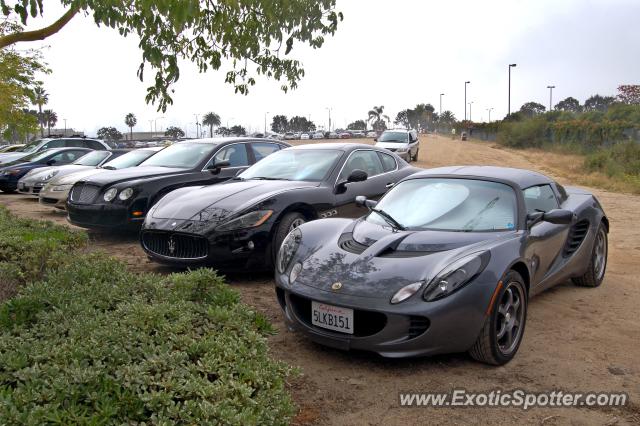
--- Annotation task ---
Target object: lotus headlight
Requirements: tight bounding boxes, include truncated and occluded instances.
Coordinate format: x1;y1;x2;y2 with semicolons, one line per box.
216;210;273;232
41;170;58;181
277;228;302;274
423;251;491;301
103;187;118;202
289;262;303;284
118;187;134;200
391;282;423;304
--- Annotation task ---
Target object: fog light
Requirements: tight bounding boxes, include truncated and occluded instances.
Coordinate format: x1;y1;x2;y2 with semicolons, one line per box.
247;240;255;250
132;211;144;217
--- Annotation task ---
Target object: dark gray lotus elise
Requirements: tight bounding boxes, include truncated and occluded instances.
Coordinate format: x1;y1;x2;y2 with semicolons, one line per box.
275;166;609;365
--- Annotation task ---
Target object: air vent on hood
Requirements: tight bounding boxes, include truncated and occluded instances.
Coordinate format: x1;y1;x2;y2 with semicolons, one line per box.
563;220;589;257
338;233;369;254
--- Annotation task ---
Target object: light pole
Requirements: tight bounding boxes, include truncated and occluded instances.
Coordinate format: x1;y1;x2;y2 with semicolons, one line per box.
486;107;494;122
464;81;470;120
508;63;517;116
326;107;332;131
547;85;555;111
264;111;269;134
439;93;445;115
63;119;67;136
155;116;165;135
193;114;200;138
148;120;153;134
468;101;474;122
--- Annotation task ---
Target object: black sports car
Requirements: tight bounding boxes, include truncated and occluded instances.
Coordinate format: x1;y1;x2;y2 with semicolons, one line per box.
66;138;288;229
275;166;609;365
141;143;418;269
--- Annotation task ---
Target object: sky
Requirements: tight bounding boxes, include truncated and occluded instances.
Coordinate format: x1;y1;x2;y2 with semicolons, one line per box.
15;0;640;137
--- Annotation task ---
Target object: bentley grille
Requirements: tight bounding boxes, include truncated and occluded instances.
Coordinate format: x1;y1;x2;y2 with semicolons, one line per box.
70;184;101;204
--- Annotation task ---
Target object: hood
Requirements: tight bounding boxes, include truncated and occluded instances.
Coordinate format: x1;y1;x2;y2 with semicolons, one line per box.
293;219;516;299
78;166;185;186
150;179;318;222
51;168;109;185
0;153;27;164
19;165;95;184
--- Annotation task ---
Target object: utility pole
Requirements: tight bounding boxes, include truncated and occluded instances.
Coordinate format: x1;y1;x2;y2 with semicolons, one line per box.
63;119;67;136
464;81;470;120
439;93;445;115
468;101;474;122
486;107;494;122
508;64;517;116
326;107;332;131
264;111;269;134
547;85;555;112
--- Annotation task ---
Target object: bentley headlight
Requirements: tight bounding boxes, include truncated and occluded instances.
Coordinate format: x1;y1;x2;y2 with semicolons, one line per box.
423;251;491;301
118;187;134;200
391;282;424;304
41;170;58;181
103;187;118;202
277;228;302;274
216;210;273;232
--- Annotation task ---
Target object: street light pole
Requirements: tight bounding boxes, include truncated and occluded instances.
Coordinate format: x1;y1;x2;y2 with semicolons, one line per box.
63;119;67;136
464;82;470;120
193;114;199;138
468;101;474;122
326;107;332;131
547;85;555;111
486;107;494;122
264;111;269;134
439;93;445;115
508;64;517;116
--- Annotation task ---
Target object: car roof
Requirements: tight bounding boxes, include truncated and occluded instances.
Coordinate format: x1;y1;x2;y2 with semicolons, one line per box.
178;137;285;145
289;143;374;151
411;166;554;189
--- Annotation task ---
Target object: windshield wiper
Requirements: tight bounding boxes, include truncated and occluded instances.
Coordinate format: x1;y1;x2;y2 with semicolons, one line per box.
371;207;405;231
248;176;290;181
101;165;116;170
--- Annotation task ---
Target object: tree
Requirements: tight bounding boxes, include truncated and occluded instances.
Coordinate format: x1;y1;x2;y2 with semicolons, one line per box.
584;95;615;112
555;97;582;113
347;120;366;130
124;113;137;140
368;105;389;131
202;112;221;137
0;1;342;112
394;110;409;128
229;125;246;136
270;115;289;133
519;102;546;117
617;85;640;105
34;85;48;136
439;110;456;126
216;126;230;136
164;126;185;139
42;109;57;134
288;116;315;132
97;126;123;141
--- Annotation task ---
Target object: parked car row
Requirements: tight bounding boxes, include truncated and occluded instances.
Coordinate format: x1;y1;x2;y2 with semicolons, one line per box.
282;130;378;141
2;137;610;366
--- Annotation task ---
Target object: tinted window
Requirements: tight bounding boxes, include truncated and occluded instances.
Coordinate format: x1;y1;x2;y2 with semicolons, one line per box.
378;152;397;172
49;150;87;165
251;142;281;162
42;139;65;149
339;150;384;180
102;149;158;169
87;140;106;150
140;143;217;168
523;185;558;213
210;144;249;168
72;150;110;166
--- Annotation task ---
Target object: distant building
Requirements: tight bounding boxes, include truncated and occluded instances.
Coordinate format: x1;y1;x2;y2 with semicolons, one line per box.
127;131;167;140
47;128;86;137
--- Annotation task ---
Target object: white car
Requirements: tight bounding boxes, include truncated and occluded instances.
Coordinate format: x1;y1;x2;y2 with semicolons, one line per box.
366;131;378;138
312;132;325;139
374;129;420;162
300;133;310;140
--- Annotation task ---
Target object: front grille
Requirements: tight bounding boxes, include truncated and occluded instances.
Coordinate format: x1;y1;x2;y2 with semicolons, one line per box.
338;233;369;254
289;294;387;337
70;184;100;204
141;231;208;259
408;316;430;339
564;220;589;256
40;197;58;205
385;148;397;152
32;186;42;195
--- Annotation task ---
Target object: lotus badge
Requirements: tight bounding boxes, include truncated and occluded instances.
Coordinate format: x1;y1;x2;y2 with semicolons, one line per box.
331;282;342;291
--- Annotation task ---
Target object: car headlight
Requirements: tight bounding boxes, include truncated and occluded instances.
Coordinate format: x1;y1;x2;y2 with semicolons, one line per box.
41;170;58;181
277;228;302;274
51;184;72;192
216;210;273;232
423;251;491;301
118;187;134;200
397;146;409;152
390;282;424;304
2;169;21;176
289;262;303;284
103;188;118;202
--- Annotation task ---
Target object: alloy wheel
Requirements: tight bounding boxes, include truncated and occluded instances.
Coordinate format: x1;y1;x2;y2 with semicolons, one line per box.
496;282;525;355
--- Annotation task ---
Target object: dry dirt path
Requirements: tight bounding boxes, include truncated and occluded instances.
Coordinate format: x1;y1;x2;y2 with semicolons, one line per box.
0;135;638;425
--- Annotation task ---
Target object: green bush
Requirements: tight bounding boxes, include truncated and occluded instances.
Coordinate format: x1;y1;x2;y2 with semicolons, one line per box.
585;141;640;178
497;117;549;148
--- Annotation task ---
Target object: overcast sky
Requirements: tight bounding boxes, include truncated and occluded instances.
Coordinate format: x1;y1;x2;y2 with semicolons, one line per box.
19;0;640;136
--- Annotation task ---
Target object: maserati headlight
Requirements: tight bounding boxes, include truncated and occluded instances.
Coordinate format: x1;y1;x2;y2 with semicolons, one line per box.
118;187;134;200
277;228;302;274
216;210;273;232
41;170;58;181
423;251;491;301
103;187;118;202
391;282;424;304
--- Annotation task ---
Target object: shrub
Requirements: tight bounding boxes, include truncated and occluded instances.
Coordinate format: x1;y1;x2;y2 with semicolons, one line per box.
584;141;640;178
497;117;549;148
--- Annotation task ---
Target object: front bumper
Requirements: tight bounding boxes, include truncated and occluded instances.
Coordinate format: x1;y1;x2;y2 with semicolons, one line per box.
17;180;46;196
67;201;143;229
275;276;493;358
0;176;19;192
38;187;69;209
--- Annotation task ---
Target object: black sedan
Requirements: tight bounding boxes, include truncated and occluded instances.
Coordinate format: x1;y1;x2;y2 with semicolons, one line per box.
66;138;288;229
275;166;609;365
141;143;418;269
0;148;91;193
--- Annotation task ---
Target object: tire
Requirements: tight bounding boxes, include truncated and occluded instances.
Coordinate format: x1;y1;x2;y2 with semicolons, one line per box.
271;212;306;264
469;271;528;365
413;148;420;162
573;222;608;287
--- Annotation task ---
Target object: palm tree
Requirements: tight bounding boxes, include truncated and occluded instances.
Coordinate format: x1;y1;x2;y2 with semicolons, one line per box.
42;110;57;135
202;112;221;137
124;113;137;140
34;86;48;137
367;105;389;131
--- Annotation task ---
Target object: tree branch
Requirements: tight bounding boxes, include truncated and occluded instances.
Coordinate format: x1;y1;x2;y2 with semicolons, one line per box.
0;7;79;49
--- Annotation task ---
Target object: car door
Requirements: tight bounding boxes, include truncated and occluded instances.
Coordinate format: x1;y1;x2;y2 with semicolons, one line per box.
202;143;251;183
524;184;571;286
334;149;392;218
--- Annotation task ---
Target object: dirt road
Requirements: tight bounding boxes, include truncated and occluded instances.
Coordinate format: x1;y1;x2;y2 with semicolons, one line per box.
1;135;638;425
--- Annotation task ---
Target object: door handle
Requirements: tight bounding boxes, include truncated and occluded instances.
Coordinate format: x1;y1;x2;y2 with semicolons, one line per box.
385;182;395;189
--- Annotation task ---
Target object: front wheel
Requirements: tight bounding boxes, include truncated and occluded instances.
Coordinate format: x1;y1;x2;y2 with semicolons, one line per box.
271;212;306;265
413;148;420;162
469;271;528;365
573;222;608;287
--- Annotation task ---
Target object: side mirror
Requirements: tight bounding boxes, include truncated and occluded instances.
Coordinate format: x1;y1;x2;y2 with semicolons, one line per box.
46;159;57;166
335;169;368;194
355;195;378;209
373;137;377;142
543;209;575;225
208;160;230;174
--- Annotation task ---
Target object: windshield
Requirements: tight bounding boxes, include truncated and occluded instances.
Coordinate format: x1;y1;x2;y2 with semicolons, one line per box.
240;149;343;181
367;178;517;232
20;139;45;153
378;132;409;143
139;143;216;168
102;149;159;169
72;151;110;166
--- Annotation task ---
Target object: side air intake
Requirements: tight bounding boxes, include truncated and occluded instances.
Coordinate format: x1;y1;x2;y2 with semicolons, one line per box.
563;220;589;257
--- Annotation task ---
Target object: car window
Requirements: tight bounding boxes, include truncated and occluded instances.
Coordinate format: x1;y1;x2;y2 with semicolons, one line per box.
378;152;397;172
339;150;384;180
523;184;558;213
42;139;65;149
50;150;86;164
140;143;217;168
240;149;343;182
209;144;249;168
251;142;281;162
72;150;110;166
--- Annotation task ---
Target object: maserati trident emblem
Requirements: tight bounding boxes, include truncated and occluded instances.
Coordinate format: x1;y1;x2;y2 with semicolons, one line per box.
168;236;176;255
331;282;342;291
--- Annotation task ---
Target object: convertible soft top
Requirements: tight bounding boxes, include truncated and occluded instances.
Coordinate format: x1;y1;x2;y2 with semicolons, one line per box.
409;166;553;189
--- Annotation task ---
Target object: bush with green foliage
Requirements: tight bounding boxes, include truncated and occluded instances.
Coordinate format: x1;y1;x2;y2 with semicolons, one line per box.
584;141;640;180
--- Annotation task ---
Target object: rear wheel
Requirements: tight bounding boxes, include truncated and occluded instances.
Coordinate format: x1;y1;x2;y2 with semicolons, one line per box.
573;222;608;287
271;212;306;265
413;148;420;161
469;271;528;365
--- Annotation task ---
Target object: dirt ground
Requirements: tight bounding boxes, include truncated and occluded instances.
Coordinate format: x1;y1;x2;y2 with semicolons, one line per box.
1;135;638;425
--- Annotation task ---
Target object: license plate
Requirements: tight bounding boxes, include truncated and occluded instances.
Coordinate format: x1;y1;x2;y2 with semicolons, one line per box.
311;301;354;334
